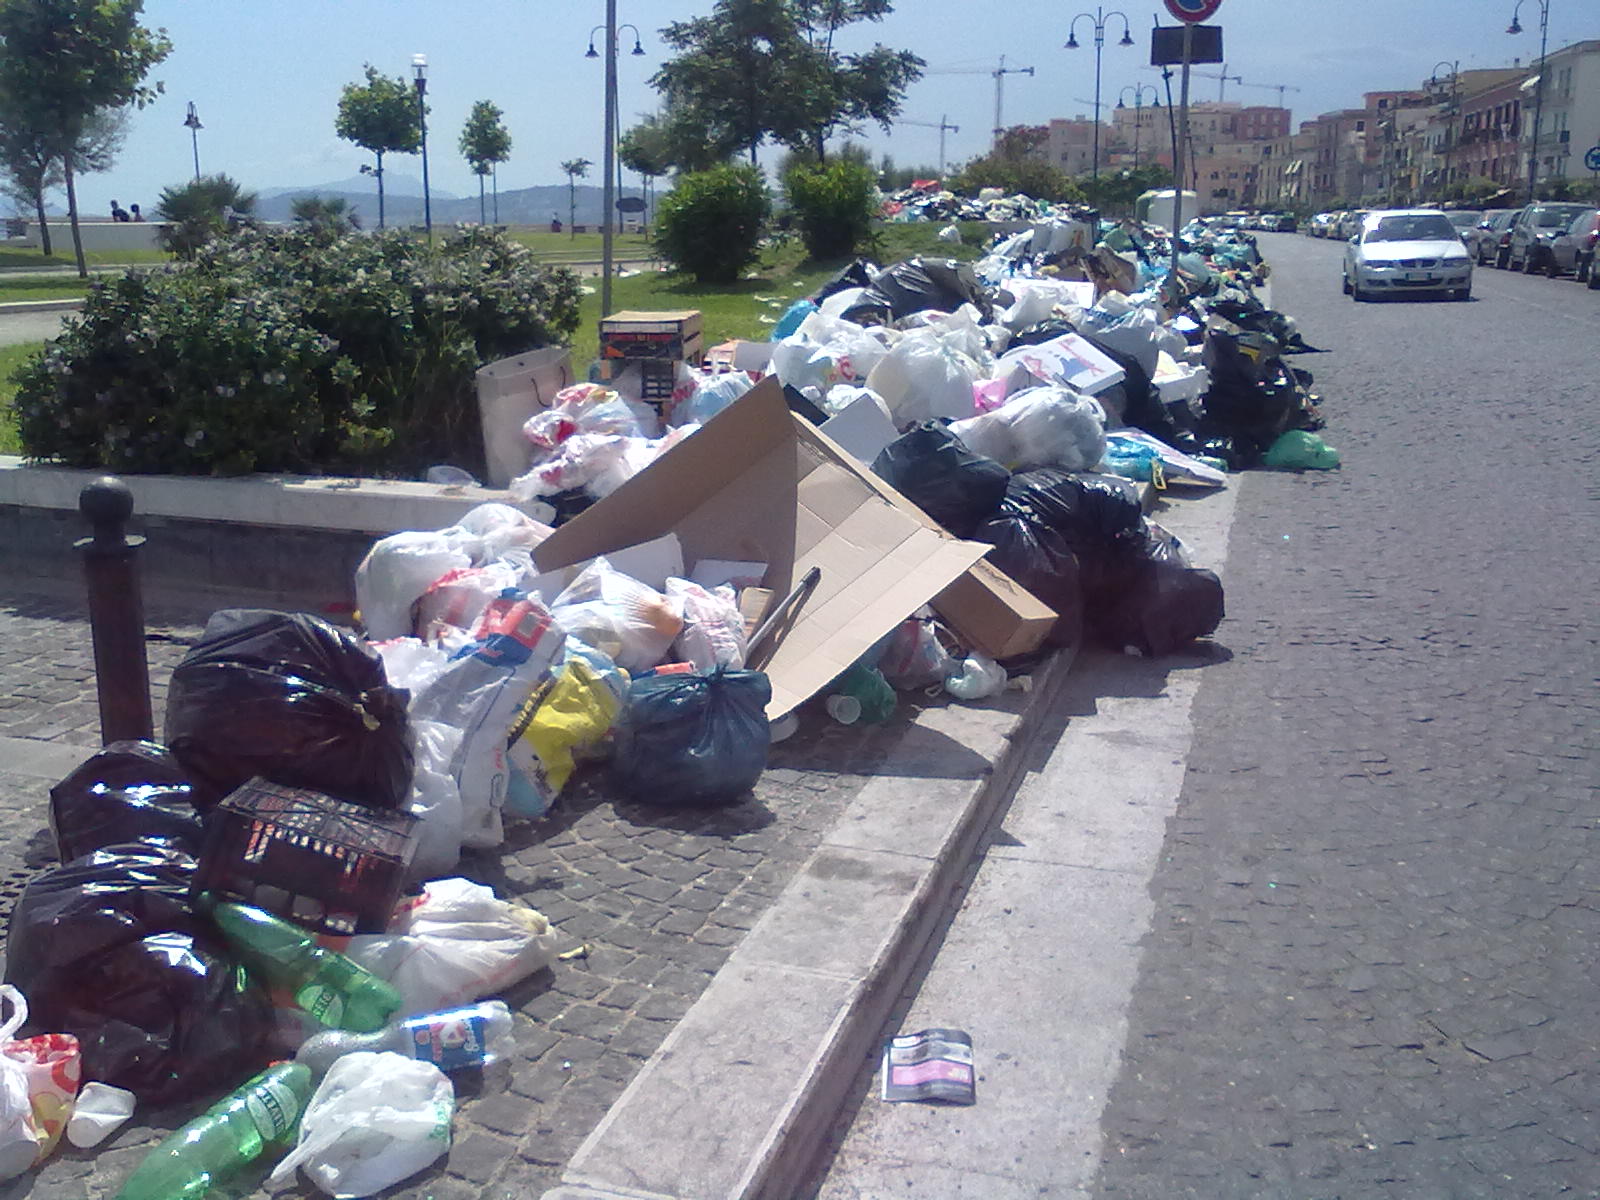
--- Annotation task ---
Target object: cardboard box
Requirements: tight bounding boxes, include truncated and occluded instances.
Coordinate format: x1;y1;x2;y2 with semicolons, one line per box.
599;310;705;364
534;378;991;718
704;339;773;375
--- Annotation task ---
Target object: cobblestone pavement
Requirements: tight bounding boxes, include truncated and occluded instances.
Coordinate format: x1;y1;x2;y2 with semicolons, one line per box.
0;578;901;1199
1094;236;1600;1197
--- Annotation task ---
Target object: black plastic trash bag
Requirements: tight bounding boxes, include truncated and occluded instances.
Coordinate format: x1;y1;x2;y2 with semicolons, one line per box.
50;740;203;862
612;669;772;807
165;609;413;810
1007;469;1144;561
1092;560;1224;657
973;504;1084;650
872;423;1010;538
840;257;992;325
809;258;877;304
3;842;271;1103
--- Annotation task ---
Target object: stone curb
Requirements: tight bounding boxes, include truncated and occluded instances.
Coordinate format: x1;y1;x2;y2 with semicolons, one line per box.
541;646;1077;1200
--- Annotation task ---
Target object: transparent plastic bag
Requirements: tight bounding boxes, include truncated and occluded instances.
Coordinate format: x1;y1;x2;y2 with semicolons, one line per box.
666;578;747;671
551;558;684;672
950;386;1107;472
865;329;981;426
0;986;81;1180
266;1052;453;1199
355;531;473;641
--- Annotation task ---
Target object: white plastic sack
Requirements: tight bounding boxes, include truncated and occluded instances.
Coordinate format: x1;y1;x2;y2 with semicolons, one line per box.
355;531;472;641
523;383;657;451
950;386;1106;472
0;988;36;1183
770;312;889;393
817;286;869;320
345;878;560;1016
405;719;465;882
455;502;553;561
666;578;747;671
551;557;684;672
937;222;962;244
865;330;980;426
266;1052;453;1199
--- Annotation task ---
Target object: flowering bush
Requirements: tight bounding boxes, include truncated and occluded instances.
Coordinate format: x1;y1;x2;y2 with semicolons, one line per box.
11;225;581;475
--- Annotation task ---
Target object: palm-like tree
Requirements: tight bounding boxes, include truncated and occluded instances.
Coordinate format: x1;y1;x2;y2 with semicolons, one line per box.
560;157;592;238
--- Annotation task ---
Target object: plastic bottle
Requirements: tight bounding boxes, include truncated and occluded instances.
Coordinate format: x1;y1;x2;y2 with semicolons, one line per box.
111;1062;312;1200
205;899;401;1032
296;1000;516;1076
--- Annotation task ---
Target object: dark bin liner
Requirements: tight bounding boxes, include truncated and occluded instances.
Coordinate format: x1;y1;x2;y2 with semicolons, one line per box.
840;257;992;325
165;609;413;810
49;740;203;862
612;669;772;807
1007;469;1144;563
1010;318;1076;348
3;842;271;1104
1197;328;1302;463
1208;299;1322;353
1091;559;1225;657
973;504;1084;650
1077;333;1185;446
872;423;1010;539
809;258;877;304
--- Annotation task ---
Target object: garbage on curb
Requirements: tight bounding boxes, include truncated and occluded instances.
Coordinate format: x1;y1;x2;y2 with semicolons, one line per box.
880;1027;976;1105
295;999;516;1076
0;985;79;1180
63;1081;134;1150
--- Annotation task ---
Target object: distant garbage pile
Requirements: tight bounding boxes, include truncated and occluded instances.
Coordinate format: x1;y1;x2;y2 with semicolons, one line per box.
880;182;1088;225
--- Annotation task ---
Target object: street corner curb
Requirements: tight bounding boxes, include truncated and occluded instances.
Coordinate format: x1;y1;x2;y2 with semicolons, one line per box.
542;646;1078;1200
0;298;83;314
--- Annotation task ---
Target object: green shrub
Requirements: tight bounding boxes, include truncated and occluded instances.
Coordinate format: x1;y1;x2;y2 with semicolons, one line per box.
783;160;878;260
949;156;1085;205
11;225;581;476
154;173;257;259
653;165;770;283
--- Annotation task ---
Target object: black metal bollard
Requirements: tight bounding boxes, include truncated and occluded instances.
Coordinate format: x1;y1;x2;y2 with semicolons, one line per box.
75;476;154;745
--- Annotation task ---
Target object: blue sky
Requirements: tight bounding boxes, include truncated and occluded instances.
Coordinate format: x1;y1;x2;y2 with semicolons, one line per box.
53;0;1600;216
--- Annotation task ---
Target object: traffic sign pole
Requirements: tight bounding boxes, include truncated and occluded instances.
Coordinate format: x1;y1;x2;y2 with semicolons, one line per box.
1172;21;1195;275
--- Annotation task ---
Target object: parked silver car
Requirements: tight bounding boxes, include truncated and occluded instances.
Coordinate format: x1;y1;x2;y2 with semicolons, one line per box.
1543;208;1600;279
1342;209;1473;301
1466;208;1517;264
1505;202;1593;272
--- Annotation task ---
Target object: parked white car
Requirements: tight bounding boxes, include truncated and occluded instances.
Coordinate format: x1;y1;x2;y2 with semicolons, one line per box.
1342;209;1474;302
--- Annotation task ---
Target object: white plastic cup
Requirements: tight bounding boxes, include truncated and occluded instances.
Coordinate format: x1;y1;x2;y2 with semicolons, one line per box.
825;694;862;725
65;1081;136;1149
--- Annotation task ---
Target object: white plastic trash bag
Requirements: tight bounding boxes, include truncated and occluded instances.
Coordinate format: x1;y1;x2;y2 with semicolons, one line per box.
404;719;465;882
937;222;962;244
950;386;1106;472
866;330;980;426
267;1052;453;1199
551;557;684;672
345;878;560;1016
355;531;472;641
676;370;754;426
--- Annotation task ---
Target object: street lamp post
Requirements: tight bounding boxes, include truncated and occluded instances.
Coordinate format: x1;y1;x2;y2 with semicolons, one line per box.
1428;60;1460;201
587;9;645;320
1065;7;1134;182
412;54;432;239
1507;0;1550;205
1116;84;1159;172
182;102;202;181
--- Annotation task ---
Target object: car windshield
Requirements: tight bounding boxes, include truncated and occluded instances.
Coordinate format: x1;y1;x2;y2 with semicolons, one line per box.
1535;207;1586;227
1366;215;1456;242
1447;211;1481;228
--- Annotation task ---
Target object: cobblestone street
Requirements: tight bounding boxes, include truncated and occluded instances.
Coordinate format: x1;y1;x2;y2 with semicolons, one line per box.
0;580;902;1199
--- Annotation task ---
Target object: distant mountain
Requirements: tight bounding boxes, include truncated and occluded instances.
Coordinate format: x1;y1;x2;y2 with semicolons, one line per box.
257;172;451;201
253;183;653;229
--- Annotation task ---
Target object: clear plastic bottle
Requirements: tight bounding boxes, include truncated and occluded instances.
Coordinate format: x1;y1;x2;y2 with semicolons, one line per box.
296;1000;517;1075
205;899;401;1032
111;1062;312;1200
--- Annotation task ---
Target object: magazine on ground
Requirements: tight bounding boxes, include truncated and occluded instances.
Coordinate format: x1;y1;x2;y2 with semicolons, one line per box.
880;1027;975;1104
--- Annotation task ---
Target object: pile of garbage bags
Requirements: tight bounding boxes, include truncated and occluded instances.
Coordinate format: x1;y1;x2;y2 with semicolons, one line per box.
879;183;1094;227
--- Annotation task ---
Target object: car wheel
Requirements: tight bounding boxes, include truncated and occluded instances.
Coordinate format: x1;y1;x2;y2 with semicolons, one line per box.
1454;286;1471;301
1341;271;1351;295
1496;248;1510;269
1522;250;1542;274
1589;270;1600;291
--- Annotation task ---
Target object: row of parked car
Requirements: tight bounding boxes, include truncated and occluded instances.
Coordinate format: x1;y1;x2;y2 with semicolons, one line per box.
1310;203;1600;288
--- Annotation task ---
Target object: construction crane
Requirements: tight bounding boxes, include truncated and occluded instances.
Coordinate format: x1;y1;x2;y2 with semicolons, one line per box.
925;55;1036;146
894;116;960;179
1149;66;1303;110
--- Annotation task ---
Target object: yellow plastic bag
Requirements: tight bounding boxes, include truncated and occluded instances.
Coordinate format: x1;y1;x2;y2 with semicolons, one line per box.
506;656;625;818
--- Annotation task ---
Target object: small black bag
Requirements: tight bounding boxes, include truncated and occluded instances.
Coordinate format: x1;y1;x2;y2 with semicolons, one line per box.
872;424;1010;538
49;740;203;861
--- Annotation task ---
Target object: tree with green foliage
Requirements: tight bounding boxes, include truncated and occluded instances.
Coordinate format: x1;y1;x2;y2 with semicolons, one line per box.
154;173;255;258
0;106;125;257
335;64;422;230
1079;164;1173;215
459;99;512;225
654;163;770;282
619;114;676;226
651;0;921;167
876;154;940;191
559;157;590;237
951;124;1084;204
0;0;171;277
291;194;360;237
784;157;877;259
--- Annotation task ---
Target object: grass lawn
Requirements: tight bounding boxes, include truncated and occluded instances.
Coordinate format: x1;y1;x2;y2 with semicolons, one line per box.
0;341;42;455
0;246;168;269
507;230;653;264
0;278;90;303
565;222;987;369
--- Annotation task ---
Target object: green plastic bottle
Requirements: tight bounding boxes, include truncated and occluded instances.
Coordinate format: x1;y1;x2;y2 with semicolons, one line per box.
111;1062;312;1200
206;899;402;1032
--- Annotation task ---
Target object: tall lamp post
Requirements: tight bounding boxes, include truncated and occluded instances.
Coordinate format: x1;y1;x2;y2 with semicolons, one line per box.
1116;84;1159;172
182;102;202;181
1428;61;1460;201
587;8;645;320
412;54;432;239
1507;0;1550;205
1065;7;1134;182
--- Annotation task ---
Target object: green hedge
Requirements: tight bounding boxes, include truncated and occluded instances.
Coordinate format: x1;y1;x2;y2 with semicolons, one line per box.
652;165;770;283
11;225;581;476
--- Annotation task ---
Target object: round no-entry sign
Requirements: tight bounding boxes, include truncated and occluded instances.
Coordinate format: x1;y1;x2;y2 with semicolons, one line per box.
1585;145;1600;172
1165;0;1222;22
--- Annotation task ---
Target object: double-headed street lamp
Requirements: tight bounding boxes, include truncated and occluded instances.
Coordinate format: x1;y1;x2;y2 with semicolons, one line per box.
1065;7;1134;182
1427;61;1460;200
182;102;202;181
1116;84;1160;172
413;54;432;239
1507;0;1550;205
587;6;646;319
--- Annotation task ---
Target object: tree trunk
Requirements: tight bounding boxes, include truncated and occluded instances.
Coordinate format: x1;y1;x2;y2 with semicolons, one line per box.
63;155;87;279
814;131;827;162
569;180;576;237
32;187;51;257
478;175;486;225
376;151;386;229
492;167;499;223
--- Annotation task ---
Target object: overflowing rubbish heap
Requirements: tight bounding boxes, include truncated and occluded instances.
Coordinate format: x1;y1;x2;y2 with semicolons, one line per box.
0;212;1336;1196
879;182;1084;225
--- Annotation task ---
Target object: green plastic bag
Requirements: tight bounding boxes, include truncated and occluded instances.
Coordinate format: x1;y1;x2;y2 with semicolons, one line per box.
1263;430;1341;471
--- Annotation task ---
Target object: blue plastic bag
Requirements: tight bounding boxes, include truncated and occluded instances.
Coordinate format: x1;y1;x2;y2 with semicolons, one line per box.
771;299;817;341
612;669;772;807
